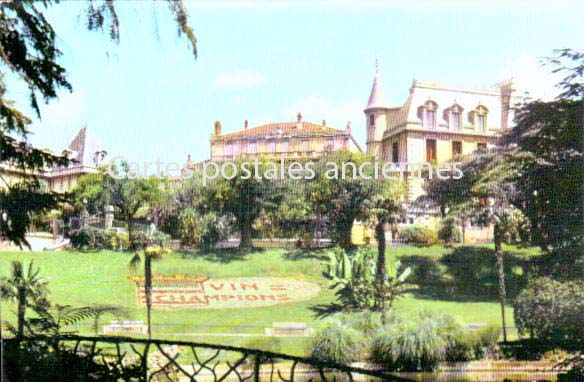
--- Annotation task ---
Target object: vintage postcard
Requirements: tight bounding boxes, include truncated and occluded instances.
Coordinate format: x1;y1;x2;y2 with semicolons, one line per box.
0;1;582;381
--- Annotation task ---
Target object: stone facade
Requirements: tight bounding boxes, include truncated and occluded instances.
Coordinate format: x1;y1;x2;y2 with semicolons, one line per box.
210;113;362;161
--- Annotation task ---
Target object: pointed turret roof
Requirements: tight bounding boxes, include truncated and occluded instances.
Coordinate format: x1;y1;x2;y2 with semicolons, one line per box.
365;61;390;110
67;126;106;167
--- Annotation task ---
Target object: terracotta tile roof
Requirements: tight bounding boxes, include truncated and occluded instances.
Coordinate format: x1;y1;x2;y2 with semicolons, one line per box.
218;121;343;139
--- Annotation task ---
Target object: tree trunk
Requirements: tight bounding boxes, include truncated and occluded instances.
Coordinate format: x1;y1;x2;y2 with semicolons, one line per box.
375;220;387;325
127;215;134;249
17;287;26;337
337;218;354;250
145;255;153;340
494;223;508;343
239;222;253;249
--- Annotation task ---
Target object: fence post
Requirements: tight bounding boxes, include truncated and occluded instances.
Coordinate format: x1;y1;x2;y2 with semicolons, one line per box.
253;353;261;382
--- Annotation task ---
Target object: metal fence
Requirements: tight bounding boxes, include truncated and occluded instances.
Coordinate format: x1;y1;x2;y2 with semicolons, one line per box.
4;335;408;382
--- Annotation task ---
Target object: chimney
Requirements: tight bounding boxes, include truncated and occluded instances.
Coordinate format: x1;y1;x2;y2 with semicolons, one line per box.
296;112;302;129
244;119;249;130
322;119;326;128
214;120;222;137
346;121;352;131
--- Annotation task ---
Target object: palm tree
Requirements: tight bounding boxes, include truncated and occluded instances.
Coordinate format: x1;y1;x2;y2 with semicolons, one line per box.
368;182;404;324
129;225;171;339
0;261;49;337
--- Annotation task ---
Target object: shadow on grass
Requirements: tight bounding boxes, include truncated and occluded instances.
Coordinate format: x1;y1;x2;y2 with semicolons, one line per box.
178;247;265;263
283;248;330;261
400;245;532;302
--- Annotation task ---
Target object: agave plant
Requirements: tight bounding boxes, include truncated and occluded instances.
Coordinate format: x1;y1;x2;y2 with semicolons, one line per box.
322;247;412;312
0;261;49;337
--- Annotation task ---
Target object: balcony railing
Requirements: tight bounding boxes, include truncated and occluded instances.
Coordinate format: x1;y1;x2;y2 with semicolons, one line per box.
3;335;411;382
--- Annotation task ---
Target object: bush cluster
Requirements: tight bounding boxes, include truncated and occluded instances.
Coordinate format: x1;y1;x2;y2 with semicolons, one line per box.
178;209;230;250
310;318;365;364
437;217;462;244
309;311;500;371
400;225;439;246
69;226;129;251
513;277;584;344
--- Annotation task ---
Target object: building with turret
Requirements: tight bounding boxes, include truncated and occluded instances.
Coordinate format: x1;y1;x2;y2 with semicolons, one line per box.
0;127;107;193
364;64;514;201
210;113;362;161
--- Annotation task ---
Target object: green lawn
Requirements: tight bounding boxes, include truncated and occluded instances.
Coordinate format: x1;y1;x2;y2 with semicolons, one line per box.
0;244;540;356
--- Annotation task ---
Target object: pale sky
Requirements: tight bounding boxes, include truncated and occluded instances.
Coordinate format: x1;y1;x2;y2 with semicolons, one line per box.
6;0;583;164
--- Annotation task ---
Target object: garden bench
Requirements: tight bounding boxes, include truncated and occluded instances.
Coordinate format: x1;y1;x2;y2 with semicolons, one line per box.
103;320;148;334
264;322;312;336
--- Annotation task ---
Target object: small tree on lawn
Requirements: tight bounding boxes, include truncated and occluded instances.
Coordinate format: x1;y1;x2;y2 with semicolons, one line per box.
0;261;49;337
425;149;525;342
129;226;172;339
367;179;405;324
206;159;285;249
308;151;376;249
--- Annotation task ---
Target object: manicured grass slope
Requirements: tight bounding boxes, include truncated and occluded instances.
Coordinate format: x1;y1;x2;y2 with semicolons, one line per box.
0;245;540;356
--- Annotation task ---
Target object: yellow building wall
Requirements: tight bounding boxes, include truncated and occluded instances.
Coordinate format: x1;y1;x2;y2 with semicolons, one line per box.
462;141;476;155
406;136;426;163
436;139;451;163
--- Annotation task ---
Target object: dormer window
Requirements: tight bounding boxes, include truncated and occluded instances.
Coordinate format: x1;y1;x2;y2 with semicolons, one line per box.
444;104;463;131
420;100;438;129
470;105;488;132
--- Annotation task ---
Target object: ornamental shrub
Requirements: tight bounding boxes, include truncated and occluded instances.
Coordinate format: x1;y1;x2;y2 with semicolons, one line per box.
513;277;584;344
437;216;462;244
178;209;230;250
400;225;439;246
370;311;465;371
309;318;365;365
70;226;130;251
69;226;109;250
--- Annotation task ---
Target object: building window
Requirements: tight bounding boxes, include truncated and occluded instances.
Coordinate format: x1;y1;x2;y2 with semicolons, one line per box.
477;142;487;151
248;141;257;154
452;141;462;157
226;143;233;157
444;104;463;131
301;139;309;152
392;142;399;163
451;111;461;130
369;115;375;126
281;140;289;153
472;105;488;132
325;138;334;152
421;100;438;129
477;115;486;131
426;139;437;162
268;140;276;153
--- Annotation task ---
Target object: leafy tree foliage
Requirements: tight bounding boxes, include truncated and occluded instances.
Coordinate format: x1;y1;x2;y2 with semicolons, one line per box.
0;0;197;246
0;261;49;337
308;151;377;249
513;277;584;344
72;166;162;248
504;49;583;277
179;208;230;249
424;148;526;342
204;159;286;249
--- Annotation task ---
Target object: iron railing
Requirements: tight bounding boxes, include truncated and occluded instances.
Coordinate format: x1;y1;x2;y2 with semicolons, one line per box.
4;335;411;382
